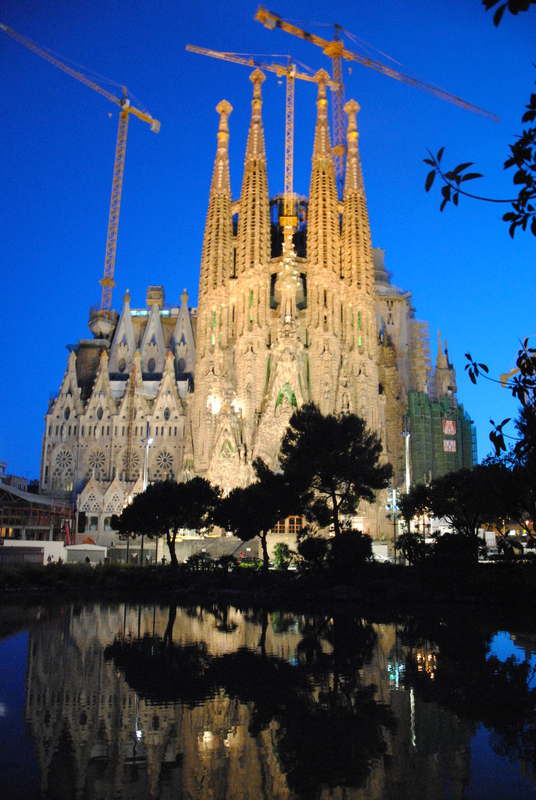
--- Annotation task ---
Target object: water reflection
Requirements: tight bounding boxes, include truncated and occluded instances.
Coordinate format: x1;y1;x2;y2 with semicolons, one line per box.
2;602;536;798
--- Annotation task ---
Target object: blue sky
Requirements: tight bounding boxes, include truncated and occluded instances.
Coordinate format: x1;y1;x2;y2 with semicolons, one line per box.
0;0;534;478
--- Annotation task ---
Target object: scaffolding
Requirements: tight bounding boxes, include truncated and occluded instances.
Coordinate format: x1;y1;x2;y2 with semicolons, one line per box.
409;320;432;393
407;394;477;485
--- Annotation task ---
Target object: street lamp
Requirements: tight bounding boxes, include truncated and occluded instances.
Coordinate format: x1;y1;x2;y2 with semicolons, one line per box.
142;422;153;492
401;415;411;495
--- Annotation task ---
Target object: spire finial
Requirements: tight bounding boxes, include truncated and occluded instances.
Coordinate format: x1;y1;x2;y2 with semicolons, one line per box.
315;69;330;105
343;99;364;194
250;69;265;108
199;101;234;297
437;329;443;357
216;100;233;142
344;99;360;128
235;69;271;278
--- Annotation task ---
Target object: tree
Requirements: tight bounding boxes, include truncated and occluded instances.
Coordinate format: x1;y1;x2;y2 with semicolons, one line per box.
424;81;536;237
493;402;536;544
112;478;220;570
465;340;536;459
214;458;295;572
328;530;374;581
426;464;506;560
273;542;297;571
296;534;330;572
424;3;536;237
397;482;432;535
279;404;393;537
393;483;433;564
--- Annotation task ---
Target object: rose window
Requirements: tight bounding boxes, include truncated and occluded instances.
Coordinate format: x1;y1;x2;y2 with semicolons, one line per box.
156;451;173;471
121;451;140;476
153;450;174;481
87;450;107;482
54;450;74;470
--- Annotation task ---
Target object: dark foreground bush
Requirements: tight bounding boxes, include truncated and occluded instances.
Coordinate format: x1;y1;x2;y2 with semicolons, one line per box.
4;556;536;609
327;531;373;583
297;536;330;572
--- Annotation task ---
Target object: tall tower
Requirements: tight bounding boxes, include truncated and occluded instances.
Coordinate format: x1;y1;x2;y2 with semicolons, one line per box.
339;99;384;433
192;72;276;488
191;99;238;482
232;70;273;476
304;70;343;416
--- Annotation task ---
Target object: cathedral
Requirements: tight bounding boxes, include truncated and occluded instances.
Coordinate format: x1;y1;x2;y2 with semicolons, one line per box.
39;68;476;545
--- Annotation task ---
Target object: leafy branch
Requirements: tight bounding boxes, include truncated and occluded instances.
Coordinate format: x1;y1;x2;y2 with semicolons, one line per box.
483;0;536;27
425;79;536;237
466;339;536;455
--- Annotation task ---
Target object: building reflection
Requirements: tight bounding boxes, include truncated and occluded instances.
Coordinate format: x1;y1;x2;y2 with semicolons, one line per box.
21;604;476;799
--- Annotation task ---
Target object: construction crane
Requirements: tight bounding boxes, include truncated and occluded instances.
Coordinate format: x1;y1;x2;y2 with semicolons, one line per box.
0;22;160;332
187;44;338;232
255;6;499;199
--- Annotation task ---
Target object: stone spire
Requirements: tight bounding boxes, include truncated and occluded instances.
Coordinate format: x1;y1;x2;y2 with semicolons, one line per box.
307;69;341;276
199;100;234;299
434;330;457;401
436;330;448;369
235;70;271;278
341;99;374;295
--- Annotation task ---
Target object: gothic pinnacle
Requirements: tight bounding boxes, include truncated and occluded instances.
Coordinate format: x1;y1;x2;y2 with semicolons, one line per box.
315;69;330;102
236;68;270;277
308;68;340;275
200;99;234;295
211;100;232;194
216;100;232;140
313;69;332;159
344;99;365;193
250;68;265;107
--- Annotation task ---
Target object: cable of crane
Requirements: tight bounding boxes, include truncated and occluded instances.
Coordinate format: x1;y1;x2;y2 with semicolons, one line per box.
2;30;125;91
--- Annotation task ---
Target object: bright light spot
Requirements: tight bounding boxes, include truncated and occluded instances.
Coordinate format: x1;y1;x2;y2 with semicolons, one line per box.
231;398;242;415
207;395;221;414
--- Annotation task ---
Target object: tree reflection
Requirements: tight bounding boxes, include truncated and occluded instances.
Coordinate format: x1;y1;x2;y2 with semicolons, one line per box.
104;605;394;798
399;612;536;776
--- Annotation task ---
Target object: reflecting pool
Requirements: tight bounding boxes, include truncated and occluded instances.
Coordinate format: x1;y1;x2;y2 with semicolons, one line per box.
1;601;536;799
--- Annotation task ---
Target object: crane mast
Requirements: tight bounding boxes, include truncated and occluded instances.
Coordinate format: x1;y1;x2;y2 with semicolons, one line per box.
0;22;160;328
255;6;498;199
187;44;339;231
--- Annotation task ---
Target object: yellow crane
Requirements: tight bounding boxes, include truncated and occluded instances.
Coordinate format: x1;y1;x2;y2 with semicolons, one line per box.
0;22;160;332
186;44;338;232
255;6;498;199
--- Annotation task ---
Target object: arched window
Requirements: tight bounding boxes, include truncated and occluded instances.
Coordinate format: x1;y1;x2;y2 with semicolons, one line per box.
52;449;74;492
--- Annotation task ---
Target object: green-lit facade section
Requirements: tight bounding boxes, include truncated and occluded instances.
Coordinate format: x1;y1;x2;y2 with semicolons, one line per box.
407;392;477;484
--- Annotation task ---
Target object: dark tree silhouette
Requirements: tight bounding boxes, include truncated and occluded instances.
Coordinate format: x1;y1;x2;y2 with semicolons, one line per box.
214;458;294;571
279;404;392;537
112;478;220;570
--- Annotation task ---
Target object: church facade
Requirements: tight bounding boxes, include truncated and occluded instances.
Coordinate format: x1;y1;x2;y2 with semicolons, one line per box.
38;69;475;545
